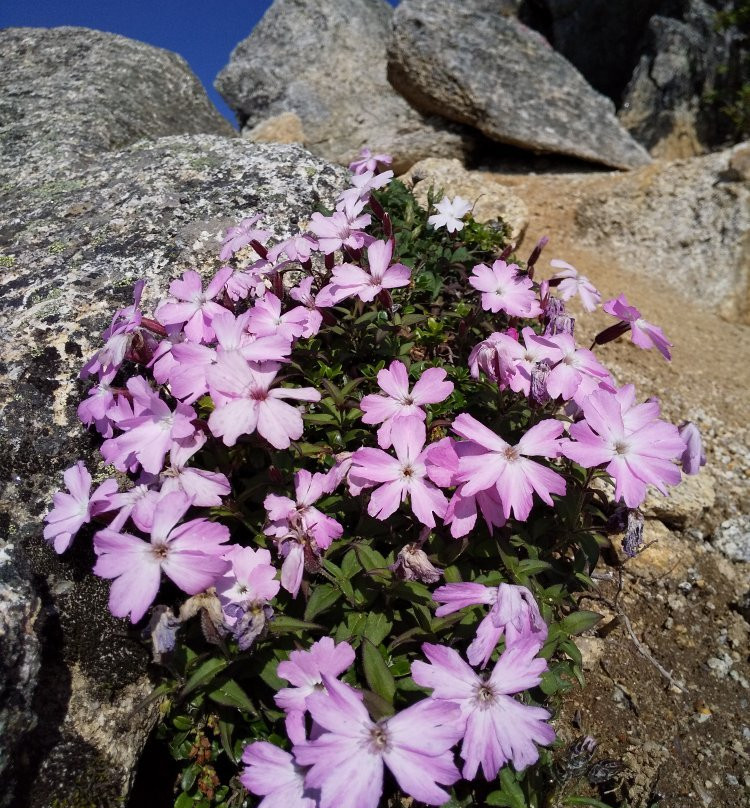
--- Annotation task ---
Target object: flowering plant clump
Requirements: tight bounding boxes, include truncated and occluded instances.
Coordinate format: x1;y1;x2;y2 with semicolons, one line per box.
45;149;703;808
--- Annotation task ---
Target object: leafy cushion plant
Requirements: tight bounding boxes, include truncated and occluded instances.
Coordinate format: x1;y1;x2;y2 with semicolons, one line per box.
44;149;703;808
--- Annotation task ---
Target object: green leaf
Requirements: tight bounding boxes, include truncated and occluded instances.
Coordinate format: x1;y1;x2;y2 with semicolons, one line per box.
486;767;527;807
181;657;229;698
180;763;200;793
517;559;552;577
560;610;602;636
269;616;326;634
174;792;194;808
207;679;256;714
218;718;237;763
362;640;396;704
304;584;343;621
363;612;392;646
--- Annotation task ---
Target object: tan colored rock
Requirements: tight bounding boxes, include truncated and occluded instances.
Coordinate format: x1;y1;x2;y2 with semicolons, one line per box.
245;111;305;145
400;158;529;243
643;472;716;529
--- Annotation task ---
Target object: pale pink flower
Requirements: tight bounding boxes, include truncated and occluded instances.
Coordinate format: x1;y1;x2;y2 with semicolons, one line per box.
348;147;393;175
428;196;472;233
360;360;453;449
77;370;118;437
602;294;673;360
289;277;324;337
106;482;160;533
241;742;319;808
549;259;601;311
433;582;547;668
412;641;555;779
317;239;410;305
453;415;566;521
101;376;197;474
207;353;320;449
560;389;684;507
264;469;343;550
44;462;117;553
541;333;612;403
294;676;463;808
216;546;280;619
505;327;559;396
308;200;371;254
267;234;319;263
349;420;448;528
168;342;216;404
468;332;518;386
155;267;233;343
246;292;311;342
336;169;394;211
212;310;292;363
93;491;230;623
469;261;542;318
159;433;231;507
219;215;271;261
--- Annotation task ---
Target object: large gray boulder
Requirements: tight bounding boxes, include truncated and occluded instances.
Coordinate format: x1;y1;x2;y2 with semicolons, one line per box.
574;144;750;322
214;0;474;173
618;1;731;158
0;134;347;808
0;27;235;186
387;0;651;170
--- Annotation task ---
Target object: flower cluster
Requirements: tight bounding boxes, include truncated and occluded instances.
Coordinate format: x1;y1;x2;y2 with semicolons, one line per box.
44;146;702;808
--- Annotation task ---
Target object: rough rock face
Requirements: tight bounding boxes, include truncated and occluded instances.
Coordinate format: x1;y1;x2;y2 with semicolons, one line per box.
387;0;651;170
0;27;235;186
214;0;474;173
518;0;662;101
0;134;347;808
618;2;727;158
574;145;750;322
400;157;530;243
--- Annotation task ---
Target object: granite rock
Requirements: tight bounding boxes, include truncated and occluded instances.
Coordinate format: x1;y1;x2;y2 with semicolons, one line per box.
574;145;750;322
0;135;347;808
0;27;235;187
713;516;750;562
387;0;651;170
215;0;474;173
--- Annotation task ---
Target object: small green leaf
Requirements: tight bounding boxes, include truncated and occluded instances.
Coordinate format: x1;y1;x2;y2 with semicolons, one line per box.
180;763;200;793
174;792;194;808
563;798;613;808
304;584;343;621
362;640;396;704
486;767;527;807
560;610;602;636
269;616;326;634
363;612;392;646
207;679;256;714
218;718;237;763
181;657;229;698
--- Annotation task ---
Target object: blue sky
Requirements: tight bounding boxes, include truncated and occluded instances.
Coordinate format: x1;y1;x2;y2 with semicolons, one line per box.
0;0;399;125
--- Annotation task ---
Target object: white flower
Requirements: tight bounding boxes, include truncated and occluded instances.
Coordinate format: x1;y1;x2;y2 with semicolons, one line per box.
428;195;472;233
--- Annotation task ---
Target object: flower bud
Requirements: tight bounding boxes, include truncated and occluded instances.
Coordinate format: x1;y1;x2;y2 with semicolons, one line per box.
530;360;552;406
678;421;705;475
390;544;442;584
546;313;575;337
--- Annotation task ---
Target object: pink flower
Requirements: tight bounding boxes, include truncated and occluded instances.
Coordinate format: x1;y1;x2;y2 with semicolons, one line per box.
106;482;160;533
468;332;518;385
212;310;292;363
549;260;601;311
469;261;542;318
411;641;555;779
159;433;231;507
542;333;612;403
453;415;566;521
80;280;149;379
289;277;324;337
77;371;118;437
216;546;280;618
241;742;318;808
317;239;410;305
44;462;117;553
265;469;343;550
101;376;197;474
360;360;453;448
207;353;320;449
93;491;230;623
504;328;559;396
428;196;472;233
678;421;706;476
308;200;371;255
155;267;233;343
275;637;355;738
348;147;393;175
267;234;319;263
294;676;463;808
168;342;216;404
602;294;672;360
246;293;311;342
220;215;271;261
433;582;547;668
336;169;394;211
349;420;448;528
560;389;684;507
